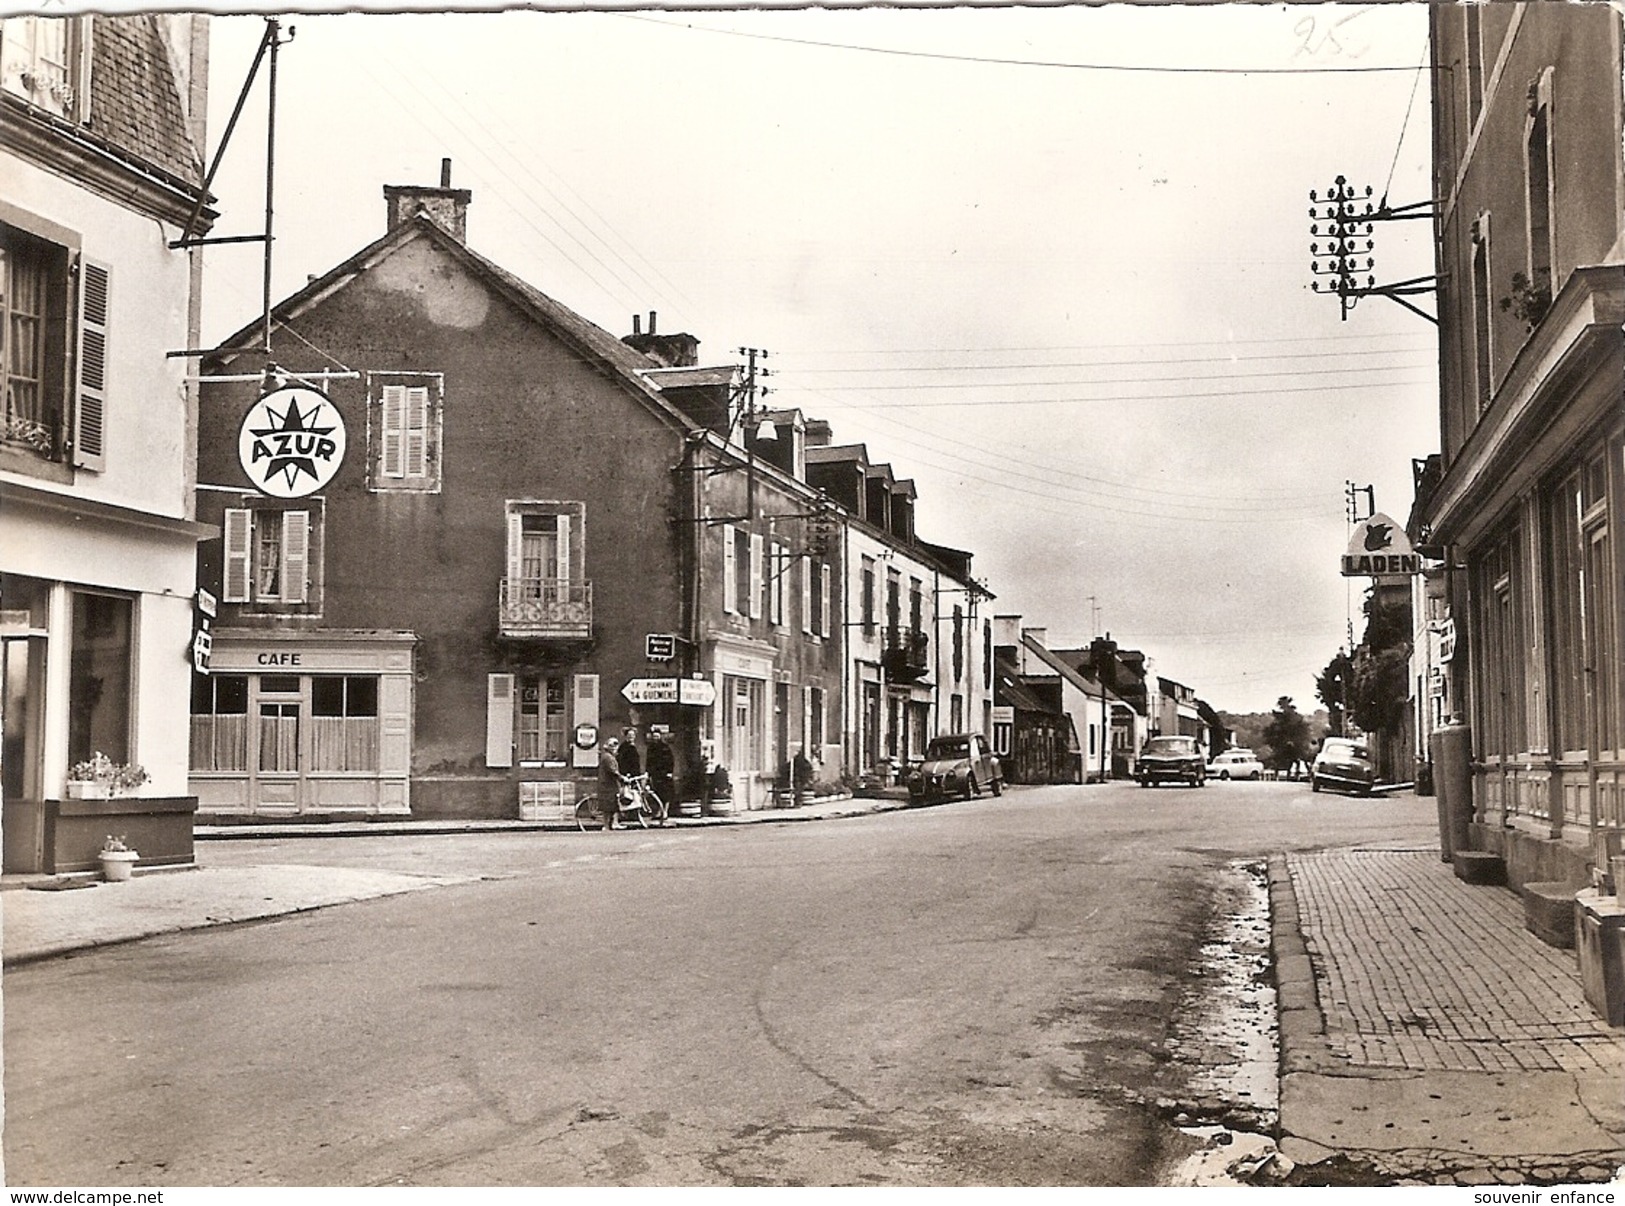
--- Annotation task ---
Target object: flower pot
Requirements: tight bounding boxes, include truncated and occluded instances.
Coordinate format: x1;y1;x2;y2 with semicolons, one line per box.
67;781;110;800
99;850;139;883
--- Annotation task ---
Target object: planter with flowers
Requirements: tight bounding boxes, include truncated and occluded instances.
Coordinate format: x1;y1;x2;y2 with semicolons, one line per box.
98;834;139;882
66;753;150;800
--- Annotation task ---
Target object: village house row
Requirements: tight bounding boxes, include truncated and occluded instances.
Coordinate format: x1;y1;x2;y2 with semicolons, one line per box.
0;11;1220;870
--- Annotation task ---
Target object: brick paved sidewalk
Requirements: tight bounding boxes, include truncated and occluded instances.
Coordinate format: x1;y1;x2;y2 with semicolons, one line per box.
1286;848;1624;1075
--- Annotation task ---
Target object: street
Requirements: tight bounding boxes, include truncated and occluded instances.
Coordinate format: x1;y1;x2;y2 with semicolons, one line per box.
5;781;1435;1186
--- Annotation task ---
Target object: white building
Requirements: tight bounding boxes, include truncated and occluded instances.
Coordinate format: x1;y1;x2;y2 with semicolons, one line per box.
1;13;212;873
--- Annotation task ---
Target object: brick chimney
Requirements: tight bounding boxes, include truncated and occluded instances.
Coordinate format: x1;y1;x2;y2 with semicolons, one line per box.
622;310;700;367
384;157;472;243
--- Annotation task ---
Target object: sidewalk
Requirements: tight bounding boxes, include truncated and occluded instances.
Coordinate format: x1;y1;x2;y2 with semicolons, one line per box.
0;791;910;967
1270;846;1625;1186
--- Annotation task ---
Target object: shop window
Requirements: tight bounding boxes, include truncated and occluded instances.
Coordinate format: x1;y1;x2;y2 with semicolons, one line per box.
0;16;91;120
370;374;442;491
1;214;106;470
311;675;379;772
190;674;248;772
222;504;322;610
67;591;131;767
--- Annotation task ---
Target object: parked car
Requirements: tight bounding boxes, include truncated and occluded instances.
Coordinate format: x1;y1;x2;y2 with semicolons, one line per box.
1136;735;1206;788
1311;737;1376;796
906;733;1004;803
1206;748;1264;780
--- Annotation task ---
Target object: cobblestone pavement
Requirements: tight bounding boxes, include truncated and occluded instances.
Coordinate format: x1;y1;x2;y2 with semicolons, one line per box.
1288;847;1625;1075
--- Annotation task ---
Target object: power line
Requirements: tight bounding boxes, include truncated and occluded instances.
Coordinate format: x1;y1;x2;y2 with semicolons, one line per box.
781;377;1432;409
783;345;1438;374
778;362;1434;392
623;15;1432;76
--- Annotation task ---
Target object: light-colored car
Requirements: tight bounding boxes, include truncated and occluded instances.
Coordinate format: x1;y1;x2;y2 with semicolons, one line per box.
906;733;1005;802
1311;737;1375;796
1206;748;1264;780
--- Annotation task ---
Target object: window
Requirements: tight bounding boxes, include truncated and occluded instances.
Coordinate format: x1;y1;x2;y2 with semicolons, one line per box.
861;556;876;634
806;685;825;751
908;578;923;634
952;604;965;682
1525;71;1554;303
950;693;963;734
0;16;90;120
370;374;441;491
768;541;786;625
749;531;764;620
67;591;132;766
309;676;379;772
1;214;104;470
504;502;586;616
190;674;248;772
516;675;568;764
223;506;317;608
1464;5;1484;129
722;525;754;617
1471;216;1493;412
818;562;831;637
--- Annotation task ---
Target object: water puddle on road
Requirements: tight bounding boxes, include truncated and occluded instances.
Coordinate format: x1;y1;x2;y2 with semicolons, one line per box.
1161;859;1289;1186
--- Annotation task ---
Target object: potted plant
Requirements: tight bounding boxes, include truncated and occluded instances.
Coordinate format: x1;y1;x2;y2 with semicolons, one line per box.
66;752;150;799
98;834;139;882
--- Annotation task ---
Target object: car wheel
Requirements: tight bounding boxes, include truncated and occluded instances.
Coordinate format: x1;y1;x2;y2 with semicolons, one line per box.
991;775;1003;797
1220;770;1230;780
964;775;978;800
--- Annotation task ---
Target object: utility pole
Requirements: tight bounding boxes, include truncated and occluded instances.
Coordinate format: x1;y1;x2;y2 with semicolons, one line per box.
736;347;771;523
1310;175;1438;324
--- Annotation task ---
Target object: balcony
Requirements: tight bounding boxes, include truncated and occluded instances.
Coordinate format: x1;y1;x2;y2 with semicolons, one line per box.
499;577;593;640
882;625;930;681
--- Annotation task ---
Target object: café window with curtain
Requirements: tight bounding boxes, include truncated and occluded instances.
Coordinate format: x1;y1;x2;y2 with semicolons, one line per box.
190;674;249;772
310;675;379;772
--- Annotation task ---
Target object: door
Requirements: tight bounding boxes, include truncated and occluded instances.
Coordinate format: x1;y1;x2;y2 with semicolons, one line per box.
252;675;303;811
2;635;47;872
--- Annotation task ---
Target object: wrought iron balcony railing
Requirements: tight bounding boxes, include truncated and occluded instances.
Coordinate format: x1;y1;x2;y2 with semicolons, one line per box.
882;625;930;680
499;577;593;639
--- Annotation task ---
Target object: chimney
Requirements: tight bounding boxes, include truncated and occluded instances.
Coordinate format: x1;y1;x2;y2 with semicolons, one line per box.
622;312;699;367
631;313;642;336
384;159;472;243
648;311;657;335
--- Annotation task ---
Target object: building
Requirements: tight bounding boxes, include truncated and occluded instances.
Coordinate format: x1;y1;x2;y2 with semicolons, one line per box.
1;13;212;873
190;169;844;819
805;432;992;786
1422;4;1623;892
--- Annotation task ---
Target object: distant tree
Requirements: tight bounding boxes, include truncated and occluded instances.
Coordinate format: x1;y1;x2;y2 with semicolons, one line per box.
1350;597;1412;736
1315;651;1353;737
1262;696;1312;772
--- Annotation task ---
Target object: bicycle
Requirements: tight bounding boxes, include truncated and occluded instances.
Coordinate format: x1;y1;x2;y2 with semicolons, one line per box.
573;774;666;831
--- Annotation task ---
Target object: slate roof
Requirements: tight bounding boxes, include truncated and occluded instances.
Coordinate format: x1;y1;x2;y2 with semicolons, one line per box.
87;15;202;185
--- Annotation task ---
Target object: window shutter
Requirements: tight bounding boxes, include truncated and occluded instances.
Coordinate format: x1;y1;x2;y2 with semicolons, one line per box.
769;543;784;625
820;563;832;637
379;385;405;478
403;387;429;478
280;510;310;604
749;532;764;619
555;511;571;582
722;524;737;614
222;509;252;603
485;673;515;768
572;673;600;728
506;509;523;585
72;257;109;471
802;559;813;634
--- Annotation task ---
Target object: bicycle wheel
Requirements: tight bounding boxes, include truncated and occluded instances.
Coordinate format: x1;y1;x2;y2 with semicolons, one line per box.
629;796;649;829
575;796;602;832
642;788;668;826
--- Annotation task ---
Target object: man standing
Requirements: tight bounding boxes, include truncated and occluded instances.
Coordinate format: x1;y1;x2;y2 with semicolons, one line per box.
617;727;643;780
645;729;676;822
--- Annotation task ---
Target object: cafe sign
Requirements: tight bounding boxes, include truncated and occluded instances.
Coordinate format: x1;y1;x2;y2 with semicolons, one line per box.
239;384;347;499
1341;513;1421;577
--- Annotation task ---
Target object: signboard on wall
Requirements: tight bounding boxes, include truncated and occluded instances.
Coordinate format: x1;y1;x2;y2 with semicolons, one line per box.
238;385;347;499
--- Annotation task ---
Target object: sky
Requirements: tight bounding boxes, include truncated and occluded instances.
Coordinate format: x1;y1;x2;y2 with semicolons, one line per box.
194;2;1442;716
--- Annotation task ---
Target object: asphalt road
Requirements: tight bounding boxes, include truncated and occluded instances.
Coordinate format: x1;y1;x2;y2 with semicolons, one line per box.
3;780;1437;1187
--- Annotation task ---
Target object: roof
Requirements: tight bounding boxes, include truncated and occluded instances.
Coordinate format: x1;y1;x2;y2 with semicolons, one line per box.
1020;634;1126;706
640;365;737;390
88;15;202;184
206;214;692;432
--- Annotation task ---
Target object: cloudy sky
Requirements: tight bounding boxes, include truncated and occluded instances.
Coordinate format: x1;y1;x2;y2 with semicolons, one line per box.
198;3;1440;715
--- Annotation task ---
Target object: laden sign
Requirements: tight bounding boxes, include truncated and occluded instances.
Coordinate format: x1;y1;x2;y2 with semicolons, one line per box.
1341;512;1421;577
238;385;347;499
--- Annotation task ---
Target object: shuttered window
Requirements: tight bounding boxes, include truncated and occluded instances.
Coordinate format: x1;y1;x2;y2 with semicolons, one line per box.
371;375;441;490
219;506;318;608
72;257;108;471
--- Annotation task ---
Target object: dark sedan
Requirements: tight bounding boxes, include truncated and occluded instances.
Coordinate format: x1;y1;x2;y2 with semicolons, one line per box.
1136;735;1206;788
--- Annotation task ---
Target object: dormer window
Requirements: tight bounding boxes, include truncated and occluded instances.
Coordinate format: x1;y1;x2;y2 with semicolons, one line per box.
0;16;91;121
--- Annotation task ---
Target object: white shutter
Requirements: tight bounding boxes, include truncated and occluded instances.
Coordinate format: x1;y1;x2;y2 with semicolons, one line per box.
222;509;252;603
820;563;832;637
769;543;784;625
380;385;405;478
279;510;310;604
72;257;109;471
556;512;572;582
722;524;738;614
571;673;600;769
506;508;524;585
802;559;813;634
749;532;764;620
485;673;515;768
403;387;429;478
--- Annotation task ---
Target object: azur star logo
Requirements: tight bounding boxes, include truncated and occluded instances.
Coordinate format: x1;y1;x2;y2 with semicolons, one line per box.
248;396;338;492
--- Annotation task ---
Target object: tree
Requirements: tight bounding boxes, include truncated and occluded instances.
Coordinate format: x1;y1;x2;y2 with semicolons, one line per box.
1349;596;1412;736
1316;650;1353;737
1262;696;1312;773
